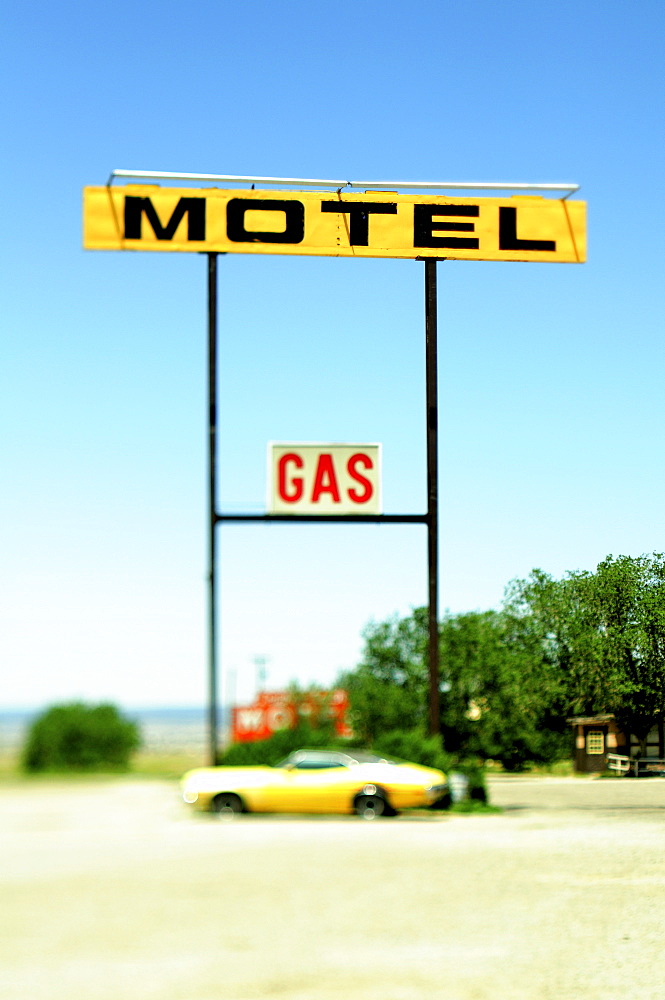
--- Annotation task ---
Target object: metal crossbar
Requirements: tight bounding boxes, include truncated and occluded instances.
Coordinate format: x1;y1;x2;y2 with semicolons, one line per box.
107;169;580;196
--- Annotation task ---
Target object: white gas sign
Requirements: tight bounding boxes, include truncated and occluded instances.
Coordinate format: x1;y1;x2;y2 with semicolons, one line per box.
268;443;381;515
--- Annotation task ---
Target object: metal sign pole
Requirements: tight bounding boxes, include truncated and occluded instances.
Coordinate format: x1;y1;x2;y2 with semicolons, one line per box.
207;253;219;765
425;259;441;736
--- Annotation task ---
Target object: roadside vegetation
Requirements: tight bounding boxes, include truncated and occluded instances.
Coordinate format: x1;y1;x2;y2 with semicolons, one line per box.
10;553;665;795
338;553;665;772
22;702;141;773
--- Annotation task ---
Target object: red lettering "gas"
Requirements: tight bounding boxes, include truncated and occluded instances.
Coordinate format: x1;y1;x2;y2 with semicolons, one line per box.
277;452;374;505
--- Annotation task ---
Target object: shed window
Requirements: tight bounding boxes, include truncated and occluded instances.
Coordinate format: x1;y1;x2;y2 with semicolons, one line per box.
586;732;605;755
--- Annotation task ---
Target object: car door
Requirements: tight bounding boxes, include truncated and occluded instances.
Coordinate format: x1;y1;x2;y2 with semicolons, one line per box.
272;761;354;813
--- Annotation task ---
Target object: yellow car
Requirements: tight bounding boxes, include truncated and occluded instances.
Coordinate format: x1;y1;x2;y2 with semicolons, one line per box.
181;748;448;819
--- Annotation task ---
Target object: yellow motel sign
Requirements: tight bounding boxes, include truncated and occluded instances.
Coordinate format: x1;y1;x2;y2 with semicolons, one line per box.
83;186;586;263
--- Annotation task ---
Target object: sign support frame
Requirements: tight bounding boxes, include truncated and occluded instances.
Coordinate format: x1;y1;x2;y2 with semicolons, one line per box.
86;170;582;764
208;259;444;762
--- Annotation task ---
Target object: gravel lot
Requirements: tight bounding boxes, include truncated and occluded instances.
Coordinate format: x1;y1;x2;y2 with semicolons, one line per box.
2;775;665;1000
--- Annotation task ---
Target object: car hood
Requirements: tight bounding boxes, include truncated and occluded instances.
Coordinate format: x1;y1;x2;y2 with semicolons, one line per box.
385;762;447;785
182;765;276;792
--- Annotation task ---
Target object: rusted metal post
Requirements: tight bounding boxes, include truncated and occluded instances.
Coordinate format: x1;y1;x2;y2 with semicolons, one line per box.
207;253;219;765
425;259;441;736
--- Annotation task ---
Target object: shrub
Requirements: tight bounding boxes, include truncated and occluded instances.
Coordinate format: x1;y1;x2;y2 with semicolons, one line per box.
22;702;141;772
370;727;452;773
453;759;488;802
220;722;339;767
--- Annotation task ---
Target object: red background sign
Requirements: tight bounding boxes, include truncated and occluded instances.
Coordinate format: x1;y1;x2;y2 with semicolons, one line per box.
231;689;351;743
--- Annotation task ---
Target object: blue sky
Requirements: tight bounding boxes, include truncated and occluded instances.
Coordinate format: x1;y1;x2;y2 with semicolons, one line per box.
2;0;664;710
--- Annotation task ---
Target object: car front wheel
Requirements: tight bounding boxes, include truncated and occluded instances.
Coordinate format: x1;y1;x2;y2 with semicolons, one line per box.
212;793;243;818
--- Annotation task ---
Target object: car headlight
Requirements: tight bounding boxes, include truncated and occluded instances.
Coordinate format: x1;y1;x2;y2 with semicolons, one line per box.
183;790;199;804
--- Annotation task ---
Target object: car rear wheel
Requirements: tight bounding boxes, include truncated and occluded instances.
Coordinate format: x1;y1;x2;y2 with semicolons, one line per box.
355;793;387;820
212;793;243;818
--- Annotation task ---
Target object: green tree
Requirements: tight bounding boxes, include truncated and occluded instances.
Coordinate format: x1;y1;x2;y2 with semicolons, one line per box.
22;702;141;772
504;568;604;716
589;554;665;753
508;554;665;755
341;605;568;768
440;609;569;768
338;608;429;744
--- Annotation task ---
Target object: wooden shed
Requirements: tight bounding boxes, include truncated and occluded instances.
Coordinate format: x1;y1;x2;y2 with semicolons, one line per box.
569;715;627;773
569;715;665;772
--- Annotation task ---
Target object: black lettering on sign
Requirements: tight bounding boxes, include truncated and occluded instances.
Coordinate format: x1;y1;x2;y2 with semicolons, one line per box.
413;204;479;249
499;207;555;252
124;197;206;241
227;198;305;244
321;201;397;246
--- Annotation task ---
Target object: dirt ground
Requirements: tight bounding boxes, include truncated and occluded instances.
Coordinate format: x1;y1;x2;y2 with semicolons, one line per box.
2;774;665;1000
